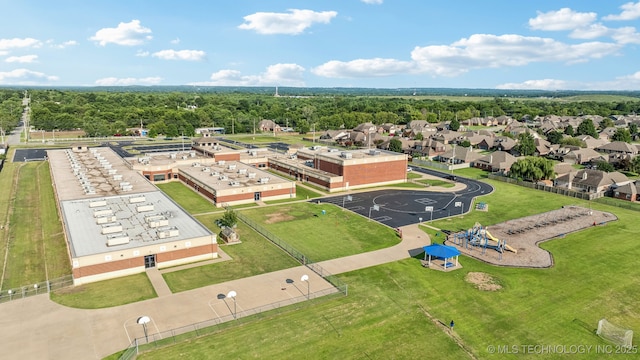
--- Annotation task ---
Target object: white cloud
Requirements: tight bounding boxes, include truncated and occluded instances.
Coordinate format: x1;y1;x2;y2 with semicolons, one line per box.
496;79;570;90
410;34;620;75
152;49;206;61
569;23;611;39
46;39;77;49
89;20;152;46
238;9;337;35
5;55;38;63
0;37;42;51
312;58;415;78
604;1;640;21
361;0;383;4
529;8;597;31
0;68;58;84
136;50;149;57
190;63;305;86
610;26;640;44
170;38;180;44
94;76;162;86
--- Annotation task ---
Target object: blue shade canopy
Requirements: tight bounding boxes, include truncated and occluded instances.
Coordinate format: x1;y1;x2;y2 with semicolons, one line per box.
423;244;461;258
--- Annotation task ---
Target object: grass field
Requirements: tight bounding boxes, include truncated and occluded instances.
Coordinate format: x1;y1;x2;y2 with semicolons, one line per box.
418;179;456;188
155;182;218;215
264;184;323;204
162;215;300;293
0;161;70;289
135;179;640;360
51;273;156;308
240;202;400;262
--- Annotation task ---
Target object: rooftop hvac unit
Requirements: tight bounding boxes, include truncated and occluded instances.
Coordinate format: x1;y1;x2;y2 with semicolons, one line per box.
341;152;353;159
94;208;113;217
249;150;257;156
96;215;117;224
89;200;107;208
181;155;188;160
108;169;117;175
328;148;339;152
106;233;130;247
157;226;179;239
227;164;237;170
219;175;228;180
102;164;112;170
113;174;123;181
258;177;270;184
138;157;150;163
238;168;247;174
202;167;210;172
136;204;155;213
248;172;256;179
148;218;169;228
144;214;165;222
169;153;177;159
369;149;381;156
190;151;196;157
121;185;133;192
191;162;201;167
129;196;146;204
217;160;226;165
311;146;321;150
101;222;123;235
229;181;240;186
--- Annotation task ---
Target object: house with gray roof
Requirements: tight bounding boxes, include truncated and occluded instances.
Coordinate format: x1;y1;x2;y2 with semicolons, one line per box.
473;151;517;174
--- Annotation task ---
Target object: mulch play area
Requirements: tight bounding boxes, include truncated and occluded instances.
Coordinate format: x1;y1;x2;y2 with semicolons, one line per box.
445;206;616;268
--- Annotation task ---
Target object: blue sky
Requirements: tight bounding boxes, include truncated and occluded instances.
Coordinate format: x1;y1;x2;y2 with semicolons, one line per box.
1;0;640;90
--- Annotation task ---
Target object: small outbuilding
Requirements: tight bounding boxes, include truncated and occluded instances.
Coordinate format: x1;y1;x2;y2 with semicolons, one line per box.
422;244;461;270
220;227;240;244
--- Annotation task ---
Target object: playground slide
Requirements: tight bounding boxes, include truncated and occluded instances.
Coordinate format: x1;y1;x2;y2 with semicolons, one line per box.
485;230;518;253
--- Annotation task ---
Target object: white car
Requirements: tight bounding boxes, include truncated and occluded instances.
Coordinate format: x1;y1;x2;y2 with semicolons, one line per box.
407;167;413;172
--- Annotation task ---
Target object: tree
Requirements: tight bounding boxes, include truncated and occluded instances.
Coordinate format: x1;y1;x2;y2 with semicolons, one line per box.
220;208;238;228
564;124;574;136
560;137;586;147
546;130;563;144
414;132;423;140
449;118;460;131
459;140;471;148
629;122;638;136
599;118;615;130
509;157;555;182
594;160;614;172
576;119;598;138
611;128;631;143
630;156;640;173
515;132;536;156
389;138;403;153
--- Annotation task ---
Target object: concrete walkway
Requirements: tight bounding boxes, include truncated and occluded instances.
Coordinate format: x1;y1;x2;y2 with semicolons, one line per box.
146;268;172;297
0;224;431;359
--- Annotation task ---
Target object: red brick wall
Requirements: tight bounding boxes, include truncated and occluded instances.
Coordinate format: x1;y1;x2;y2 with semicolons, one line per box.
215;153;240;161
342;160;406;186
318;160;343;175
156;244;217;262
73;257;144;278
218;187;293;203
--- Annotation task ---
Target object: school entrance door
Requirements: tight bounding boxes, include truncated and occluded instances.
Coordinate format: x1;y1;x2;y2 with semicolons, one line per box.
144;254;156;268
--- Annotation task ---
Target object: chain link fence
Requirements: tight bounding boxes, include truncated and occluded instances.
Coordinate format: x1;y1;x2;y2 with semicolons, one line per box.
0;275;73;304
487;174;603;200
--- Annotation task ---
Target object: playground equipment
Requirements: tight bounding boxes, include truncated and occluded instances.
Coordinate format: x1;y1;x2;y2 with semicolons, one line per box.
451;222;517;256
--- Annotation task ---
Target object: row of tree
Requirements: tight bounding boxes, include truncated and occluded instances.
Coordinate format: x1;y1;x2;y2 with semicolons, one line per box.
6;89;639;137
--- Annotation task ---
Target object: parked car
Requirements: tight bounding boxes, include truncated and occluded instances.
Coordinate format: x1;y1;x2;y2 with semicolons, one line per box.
445;174;457;181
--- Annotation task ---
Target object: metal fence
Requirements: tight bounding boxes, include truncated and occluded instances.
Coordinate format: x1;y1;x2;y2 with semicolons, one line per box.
118;288;345;360
487;174;603;200
0;275;73;304
412;158;471;171
236;212;348;294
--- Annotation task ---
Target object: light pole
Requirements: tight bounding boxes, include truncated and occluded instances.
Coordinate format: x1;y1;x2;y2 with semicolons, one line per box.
227;290;237;319
301;274;310;299
368;204;380;221
455;201;463;215
8;289;12;300
137;316;150;343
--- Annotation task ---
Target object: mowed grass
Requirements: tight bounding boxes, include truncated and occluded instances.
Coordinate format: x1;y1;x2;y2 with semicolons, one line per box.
155;181;217;214
418;179;455;188
136;181;640;360
51;273;156;308
0;161;18;285
264;184;323;204
2;162;70;288
241;202;400;262
163;214;300;293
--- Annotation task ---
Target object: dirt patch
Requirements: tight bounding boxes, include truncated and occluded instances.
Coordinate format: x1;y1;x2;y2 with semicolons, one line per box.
465;272;502;291
264;211;295;224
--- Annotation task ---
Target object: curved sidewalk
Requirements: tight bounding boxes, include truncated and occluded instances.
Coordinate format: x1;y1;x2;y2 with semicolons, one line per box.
0;225;431;359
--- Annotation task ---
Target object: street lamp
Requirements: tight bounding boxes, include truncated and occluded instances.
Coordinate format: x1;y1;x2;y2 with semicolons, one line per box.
301;274;310;299
425;206;434;222
455;201;463;215
227;290;237;319
137;316;150;343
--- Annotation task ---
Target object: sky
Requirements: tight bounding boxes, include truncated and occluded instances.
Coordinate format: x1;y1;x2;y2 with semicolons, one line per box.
1;0;640;90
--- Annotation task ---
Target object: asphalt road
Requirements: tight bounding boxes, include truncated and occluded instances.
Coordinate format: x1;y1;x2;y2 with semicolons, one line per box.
316;169;493;229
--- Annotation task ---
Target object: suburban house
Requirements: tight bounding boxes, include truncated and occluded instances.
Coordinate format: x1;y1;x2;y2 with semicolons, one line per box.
495;137;517;152
562;148;604;165
554;169;630;194
257;120;281;132
430;130;462;144
610;181;640;202
436;145;482;165
575;135;609;149
595;141;638;156
473;151;517;174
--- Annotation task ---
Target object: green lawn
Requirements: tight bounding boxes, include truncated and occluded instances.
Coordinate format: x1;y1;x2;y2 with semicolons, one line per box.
51;273;156;308
135;180;640;360
264;184;323;204
155;181;218;215
1;162;70;288
162;215;300;293
240;202;400;262
407;172;422;180
418;179;455;188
